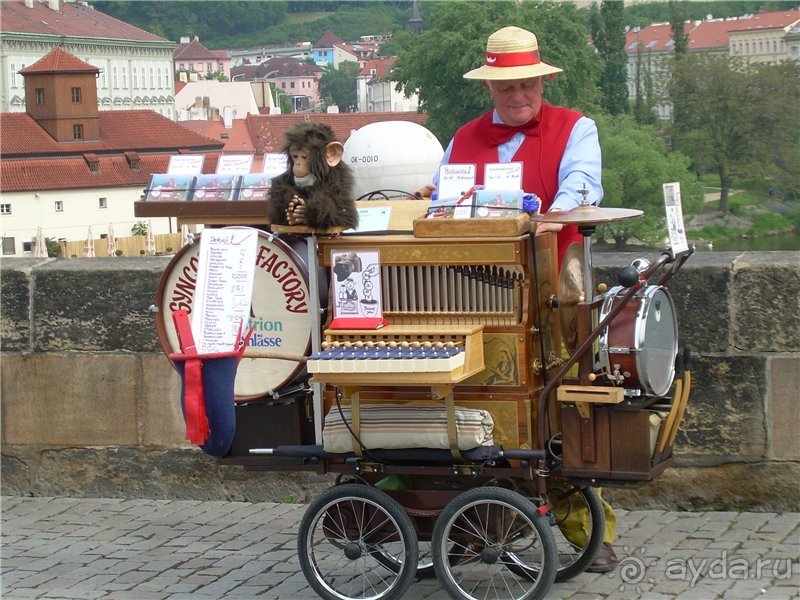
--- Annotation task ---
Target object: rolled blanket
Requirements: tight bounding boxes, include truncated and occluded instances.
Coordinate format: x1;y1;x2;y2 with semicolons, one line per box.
323;403;494;453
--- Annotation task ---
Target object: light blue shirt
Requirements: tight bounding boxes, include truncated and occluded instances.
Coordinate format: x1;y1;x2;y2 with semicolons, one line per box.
439;109;603;210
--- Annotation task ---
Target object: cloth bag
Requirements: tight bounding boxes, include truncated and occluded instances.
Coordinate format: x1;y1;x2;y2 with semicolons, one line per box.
170;351;239;457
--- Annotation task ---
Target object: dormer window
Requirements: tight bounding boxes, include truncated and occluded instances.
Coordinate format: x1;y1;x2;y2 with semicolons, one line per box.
124;151;140;171
83;152;99;172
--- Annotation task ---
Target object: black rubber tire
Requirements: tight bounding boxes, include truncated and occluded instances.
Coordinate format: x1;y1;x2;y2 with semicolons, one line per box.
431;486;558;600
297;483;418;600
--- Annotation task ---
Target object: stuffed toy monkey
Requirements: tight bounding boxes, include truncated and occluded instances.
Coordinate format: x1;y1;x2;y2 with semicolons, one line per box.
268;122;358;230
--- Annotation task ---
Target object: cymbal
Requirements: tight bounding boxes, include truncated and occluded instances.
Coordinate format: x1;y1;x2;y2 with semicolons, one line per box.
534;204;643;225
558;243;584;354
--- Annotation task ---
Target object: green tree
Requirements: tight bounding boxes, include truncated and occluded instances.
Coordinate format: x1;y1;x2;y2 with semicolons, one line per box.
668;1;689;56
131;221;148;236
632;45;657;125
390;1;601;144
205;71;229;82
590;1;628;115
670;53;799;210
319;61;359;112
595;113;703;249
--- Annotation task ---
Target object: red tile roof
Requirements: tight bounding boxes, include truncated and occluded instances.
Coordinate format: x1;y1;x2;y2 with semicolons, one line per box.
359;58;396;81
178;120;256;153
18;46;99;75
0;0;167;42
1;111;222;157
626;10;800;53
1;109;224;192
231;56;322;80
729;9;800;32
246;112;430;154
174;39;229;61
315;31;344;48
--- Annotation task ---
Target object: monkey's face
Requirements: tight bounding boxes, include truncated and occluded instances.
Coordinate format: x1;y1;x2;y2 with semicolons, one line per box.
290;147;311;178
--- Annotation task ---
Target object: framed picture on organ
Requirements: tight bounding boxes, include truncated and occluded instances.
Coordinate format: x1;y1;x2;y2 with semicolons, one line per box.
329;249;385;330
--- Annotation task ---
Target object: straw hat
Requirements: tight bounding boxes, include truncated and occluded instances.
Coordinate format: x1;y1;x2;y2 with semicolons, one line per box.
464;26;562;80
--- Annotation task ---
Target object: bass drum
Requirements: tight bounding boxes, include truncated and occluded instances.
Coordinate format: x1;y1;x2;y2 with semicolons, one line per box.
156;229;328;401
598;285;678;397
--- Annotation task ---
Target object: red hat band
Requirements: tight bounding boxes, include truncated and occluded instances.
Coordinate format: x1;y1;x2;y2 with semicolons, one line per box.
485;50;541;68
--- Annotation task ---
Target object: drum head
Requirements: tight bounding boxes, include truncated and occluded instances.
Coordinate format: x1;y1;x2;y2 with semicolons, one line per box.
156;230;322;401
638;287;678;397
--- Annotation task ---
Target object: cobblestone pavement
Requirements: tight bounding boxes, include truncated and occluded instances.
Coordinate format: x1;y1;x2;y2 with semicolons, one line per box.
1;496;798;599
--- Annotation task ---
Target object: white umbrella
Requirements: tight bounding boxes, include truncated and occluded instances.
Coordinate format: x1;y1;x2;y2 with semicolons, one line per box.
34;226;47;257
107;223;117;257
145;220;156;256
84;226;95;257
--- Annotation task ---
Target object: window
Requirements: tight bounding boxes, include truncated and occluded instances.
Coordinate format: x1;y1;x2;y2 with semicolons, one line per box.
36;88;45;105
71;87;82;103
180;63;185;71
133;67;138;88
207;63;212;71
217;63;223;71
23;241;32;253
2;237;15;255
54;200;64;212
98;197;107;209
290;81;295;89
122;67;127;88
0;203;11;215
73;124;83;140
112;66;118;88
149;67;154;88
10;64;16;88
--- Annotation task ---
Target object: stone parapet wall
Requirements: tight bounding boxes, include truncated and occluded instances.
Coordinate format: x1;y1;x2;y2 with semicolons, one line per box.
2;252;798;509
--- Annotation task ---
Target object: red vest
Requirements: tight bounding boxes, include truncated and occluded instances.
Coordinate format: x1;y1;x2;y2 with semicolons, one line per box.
449;103;584;267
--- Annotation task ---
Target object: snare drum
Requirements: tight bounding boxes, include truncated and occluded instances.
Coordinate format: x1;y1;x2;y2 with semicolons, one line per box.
156;230;327;401
598;285;678;397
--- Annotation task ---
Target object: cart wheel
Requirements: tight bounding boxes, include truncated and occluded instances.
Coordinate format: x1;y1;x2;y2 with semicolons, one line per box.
432;487;557;600
297;483;418;600
548;484;605;581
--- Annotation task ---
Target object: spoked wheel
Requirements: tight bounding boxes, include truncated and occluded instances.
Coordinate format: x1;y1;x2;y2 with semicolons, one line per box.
548;484;605;581
431;487;557;600
297;483;419;600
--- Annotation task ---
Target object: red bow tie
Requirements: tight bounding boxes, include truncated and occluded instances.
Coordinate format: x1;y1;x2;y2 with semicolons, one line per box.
485;117;541;146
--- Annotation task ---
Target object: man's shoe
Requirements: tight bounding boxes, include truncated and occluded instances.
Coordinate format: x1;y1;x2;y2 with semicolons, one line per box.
585;542;619;573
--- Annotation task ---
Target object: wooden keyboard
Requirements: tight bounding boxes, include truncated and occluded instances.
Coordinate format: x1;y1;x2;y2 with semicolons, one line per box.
307;325;484;385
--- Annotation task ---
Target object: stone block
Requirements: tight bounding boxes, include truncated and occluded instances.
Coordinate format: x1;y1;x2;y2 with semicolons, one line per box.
770;355;800;459
141;354;186;446
676;355;767;459
31;258;168;352
1;354;139;445
593;252;734;353
0;259;41;351
732;252;800;352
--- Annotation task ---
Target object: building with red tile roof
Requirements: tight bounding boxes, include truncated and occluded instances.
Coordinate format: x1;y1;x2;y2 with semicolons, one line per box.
1;0;176;116
626;9;800;120
231;56;324;111
357;58;420;113
1;47;223;256
174;36;232;82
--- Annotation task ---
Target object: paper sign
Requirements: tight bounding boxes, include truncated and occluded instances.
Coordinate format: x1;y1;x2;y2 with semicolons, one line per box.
437;164;476;202
663;182;689;255
263;153;289;177
330;249;384;329
349;206;391;233
484;162;523;190
167;154;205;175
216;154;254;175
192;227;259;354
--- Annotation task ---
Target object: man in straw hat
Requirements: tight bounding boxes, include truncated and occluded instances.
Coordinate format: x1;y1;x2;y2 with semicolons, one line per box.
416;25;618;573
416;25;602;266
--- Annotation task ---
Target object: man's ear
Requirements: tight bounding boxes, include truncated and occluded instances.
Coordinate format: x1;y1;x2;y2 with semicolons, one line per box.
324;141;344;167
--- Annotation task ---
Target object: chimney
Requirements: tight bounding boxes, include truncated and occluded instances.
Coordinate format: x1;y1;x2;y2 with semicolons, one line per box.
48;0;59;11
24;0;34;7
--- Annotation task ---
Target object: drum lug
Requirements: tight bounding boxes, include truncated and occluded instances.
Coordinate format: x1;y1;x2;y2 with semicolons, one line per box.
532;358;542;376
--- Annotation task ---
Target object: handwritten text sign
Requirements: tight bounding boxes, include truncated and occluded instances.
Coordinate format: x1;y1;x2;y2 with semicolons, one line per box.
167;154;205;175
192;227;258;354
216;154;254;175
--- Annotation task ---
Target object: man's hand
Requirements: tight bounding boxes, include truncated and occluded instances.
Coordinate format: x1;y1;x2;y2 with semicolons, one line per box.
409;184;436;200
534;208;564;235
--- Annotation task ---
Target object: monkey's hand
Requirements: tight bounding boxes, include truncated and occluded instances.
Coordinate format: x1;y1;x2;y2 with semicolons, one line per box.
286;195;307;226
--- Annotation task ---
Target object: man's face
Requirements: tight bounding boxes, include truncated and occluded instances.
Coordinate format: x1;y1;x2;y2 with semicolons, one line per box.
485;77;544;127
